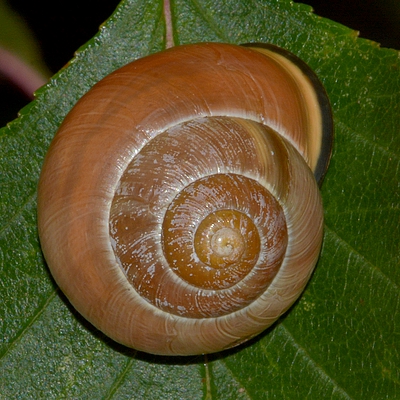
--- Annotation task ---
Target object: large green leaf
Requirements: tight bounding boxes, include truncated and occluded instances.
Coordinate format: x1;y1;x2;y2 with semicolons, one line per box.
1;0;399;398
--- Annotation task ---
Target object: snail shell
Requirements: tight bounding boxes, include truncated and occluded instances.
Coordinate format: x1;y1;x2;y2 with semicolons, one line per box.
37;43;333;355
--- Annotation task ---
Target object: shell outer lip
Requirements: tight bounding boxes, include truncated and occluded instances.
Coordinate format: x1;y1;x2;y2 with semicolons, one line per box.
242;42;334;185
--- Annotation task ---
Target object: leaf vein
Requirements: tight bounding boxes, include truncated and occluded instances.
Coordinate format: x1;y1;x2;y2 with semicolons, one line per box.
280;324;354;400
188;0;230;41
104;357;136;399
218;358;252;399
0;191;37;240
335;120;399;161
324;226;399;293
0;289;58;361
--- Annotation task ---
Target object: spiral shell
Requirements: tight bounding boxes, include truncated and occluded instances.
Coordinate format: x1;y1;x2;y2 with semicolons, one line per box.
38;43;333;355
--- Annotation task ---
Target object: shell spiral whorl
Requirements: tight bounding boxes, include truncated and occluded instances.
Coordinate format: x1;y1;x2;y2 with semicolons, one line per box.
38;43;333;355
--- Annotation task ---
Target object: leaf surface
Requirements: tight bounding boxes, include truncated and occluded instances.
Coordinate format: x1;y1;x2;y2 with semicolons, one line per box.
0;0;399;398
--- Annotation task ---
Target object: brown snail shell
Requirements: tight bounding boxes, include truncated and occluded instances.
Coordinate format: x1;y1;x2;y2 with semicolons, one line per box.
37;43;333;356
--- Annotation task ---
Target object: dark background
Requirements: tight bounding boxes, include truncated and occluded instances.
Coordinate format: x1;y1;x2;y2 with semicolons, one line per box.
2;0;399;126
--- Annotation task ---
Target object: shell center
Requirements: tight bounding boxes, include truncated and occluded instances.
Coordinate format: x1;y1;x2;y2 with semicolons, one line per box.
210;227;245;259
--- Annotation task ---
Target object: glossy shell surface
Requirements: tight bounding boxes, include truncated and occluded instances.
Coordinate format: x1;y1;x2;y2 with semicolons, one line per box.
38;43;332;355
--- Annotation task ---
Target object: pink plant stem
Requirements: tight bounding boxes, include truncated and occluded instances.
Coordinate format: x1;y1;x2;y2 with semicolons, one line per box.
0;46;48;99
164;0;175;48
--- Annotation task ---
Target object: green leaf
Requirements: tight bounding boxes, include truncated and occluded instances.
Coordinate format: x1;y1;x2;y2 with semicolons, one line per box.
1;0;399;398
